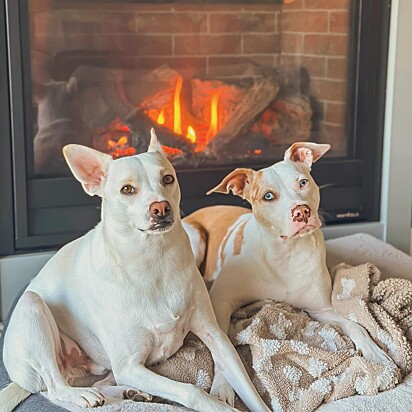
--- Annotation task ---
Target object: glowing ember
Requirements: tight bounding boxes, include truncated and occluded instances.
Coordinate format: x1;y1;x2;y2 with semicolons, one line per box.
107;135;136;159
161;145;183;156
186;125;196;143
173;77;183;135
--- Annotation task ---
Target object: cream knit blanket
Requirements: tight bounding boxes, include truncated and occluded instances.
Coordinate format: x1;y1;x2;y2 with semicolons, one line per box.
52;263;412;412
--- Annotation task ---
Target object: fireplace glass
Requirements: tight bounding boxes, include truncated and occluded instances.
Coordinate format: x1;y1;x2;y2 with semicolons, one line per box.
28;0;351;176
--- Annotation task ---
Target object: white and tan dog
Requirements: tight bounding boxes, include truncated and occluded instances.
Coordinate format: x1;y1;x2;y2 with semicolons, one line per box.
0;130;270;412
184;142;392;405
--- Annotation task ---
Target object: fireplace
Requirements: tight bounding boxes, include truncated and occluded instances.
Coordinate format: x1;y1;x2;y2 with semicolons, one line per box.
0;0;391;255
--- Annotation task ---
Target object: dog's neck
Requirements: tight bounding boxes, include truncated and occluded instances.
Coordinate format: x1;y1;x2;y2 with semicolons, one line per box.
99;210;185;270
251;213;326;260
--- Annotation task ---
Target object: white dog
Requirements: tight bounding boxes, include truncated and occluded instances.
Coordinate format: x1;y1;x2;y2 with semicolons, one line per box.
0;130;270;412
184;142;392;405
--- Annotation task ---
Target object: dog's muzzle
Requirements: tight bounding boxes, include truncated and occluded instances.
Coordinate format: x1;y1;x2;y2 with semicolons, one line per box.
140;200;174;233
280;204;321;240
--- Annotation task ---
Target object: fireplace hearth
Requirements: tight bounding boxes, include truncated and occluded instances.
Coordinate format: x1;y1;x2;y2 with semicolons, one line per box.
0;0;391;255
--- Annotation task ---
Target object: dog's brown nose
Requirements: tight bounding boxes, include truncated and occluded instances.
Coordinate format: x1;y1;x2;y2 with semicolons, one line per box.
291;205;311;224
149;201;171;218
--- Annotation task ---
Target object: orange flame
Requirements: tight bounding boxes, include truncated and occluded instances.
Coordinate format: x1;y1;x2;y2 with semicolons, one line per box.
157;108;165;125
173;77;183;135
186;125;196;143
142;80;228;153
207;90;221;139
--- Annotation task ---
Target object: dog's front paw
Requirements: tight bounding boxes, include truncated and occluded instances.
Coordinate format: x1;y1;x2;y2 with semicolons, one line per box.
360;341;393;366
53;387;105;408
123;388;153;402
210;377;235;406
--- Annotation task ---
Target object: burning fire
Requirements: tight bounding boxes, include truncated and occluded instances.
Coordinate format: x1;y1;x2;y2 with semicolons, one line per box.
186;126;196;143
108;135;136;159
173;77;183;135
207;90;221;138
95;118;137;159
157;108;165;125
144;78;222;152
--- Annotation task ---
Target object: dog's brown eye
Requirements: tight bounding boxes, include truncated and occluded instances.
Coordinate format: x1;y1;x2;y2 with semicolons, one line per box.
163;174;174;185
299;179;309;189
120;185;135;195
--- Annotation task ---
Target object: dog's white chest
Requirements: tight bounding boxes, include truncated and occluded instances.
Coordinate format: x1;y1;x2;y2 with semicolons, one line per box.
146;308;193;365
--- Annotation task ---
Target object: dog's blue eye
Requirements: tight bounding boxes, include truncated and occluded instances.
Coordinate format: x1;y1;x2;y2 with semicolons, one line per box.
163;174;175;185
299;179;309;189
263;192;275;201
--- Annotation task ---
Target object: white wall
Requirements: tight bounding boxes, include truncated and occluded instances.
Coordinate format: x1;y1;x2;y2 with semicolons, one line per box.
381;0;412;253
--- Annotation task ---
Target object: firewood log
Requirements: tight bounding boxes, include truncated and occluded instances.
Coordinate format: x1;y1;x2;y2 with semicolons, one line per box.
205;76;280;155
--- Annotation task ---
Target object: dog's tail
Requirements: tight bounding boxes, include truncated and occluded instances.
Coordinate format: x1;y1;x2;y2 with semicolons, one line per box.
0;382;31;412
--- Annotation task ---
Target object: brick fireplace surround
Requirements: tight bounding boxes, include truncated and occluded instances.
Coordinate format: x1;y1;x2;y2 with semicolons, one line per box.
31;0;350;155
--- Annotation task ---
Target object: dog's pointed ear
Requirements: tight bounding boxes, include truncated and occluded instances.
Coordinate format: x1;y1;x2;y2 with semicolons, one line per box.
207;168;255;199
284;142;331;169
148;128;165;156
63;144;112;197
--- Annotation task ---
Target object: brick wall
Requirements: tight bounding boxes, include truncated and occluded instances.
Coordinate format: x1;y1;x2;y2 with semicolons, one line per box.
31;2;282;79
30;0;351;155
280;0;350;153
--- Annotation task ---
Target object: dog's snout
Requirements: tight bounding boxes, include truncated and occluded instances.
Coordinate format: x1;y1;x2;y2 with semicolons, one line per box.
291;205;311;224
149;201;171;219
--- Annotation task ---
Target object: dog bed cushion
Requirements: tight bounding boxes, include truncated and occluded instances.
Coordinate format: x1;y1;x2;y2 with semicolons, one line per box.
1;233;412;411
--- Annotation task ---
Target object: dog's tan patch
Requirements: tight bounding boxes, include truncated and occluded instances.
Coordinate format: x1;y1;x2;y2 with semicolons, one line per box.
59;334;90;378
190;221;208;253
233;220;247;256
184;206;251;282
248;171;280;205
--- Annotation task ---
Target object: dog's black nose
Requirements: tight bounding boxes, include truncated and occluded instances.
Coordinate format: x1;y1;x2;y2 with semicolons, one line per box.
149;201;171;219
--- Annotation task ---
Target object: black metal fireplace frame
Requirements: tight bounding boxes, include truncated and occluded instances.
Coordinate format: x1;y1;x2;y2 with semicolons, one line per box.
0;0;391;256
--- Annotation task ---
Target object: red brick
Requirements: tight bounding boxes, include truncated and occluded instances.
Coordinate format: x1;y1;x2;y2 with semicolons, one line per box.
327;57;348;79
100;35;173;56
330;11;349;33
60;13;136;34
240;4;282;12
325;102;346;125
210;13;275;33
33;33;99;53
322;124;347;155
135;56;207;77
275;11;280;33
33;11;61;34
243;34;281;54
304;34;348;56
135;13;207;34
209;56;276;77
174;34;241;56
304;0;350;9
281;11;328;33
281;55;326;78
311;79;347;102
281;33;304;53
173;3;243;12
283;0;304;10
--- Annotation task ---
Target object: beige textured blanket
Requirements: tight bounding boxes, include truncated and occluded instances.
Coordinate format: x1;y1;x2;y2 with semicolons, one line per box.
54;263;412;411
